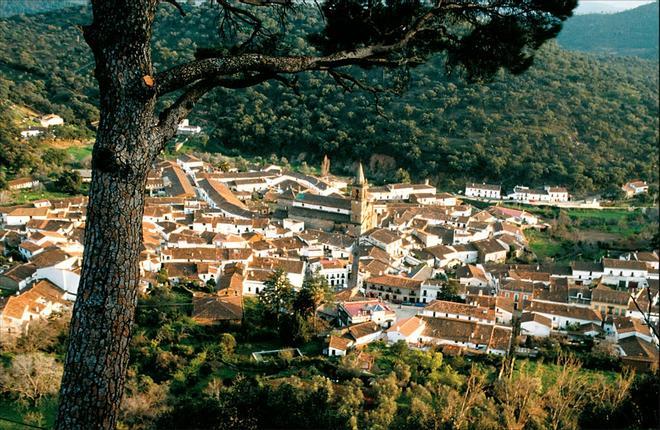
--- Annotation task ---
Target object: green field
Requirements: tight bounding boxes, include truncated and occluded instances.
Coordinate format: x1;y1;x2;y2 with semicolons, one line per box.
0;397;58;430
526;230;578;261
514;359;619;385
65;145;93;163
4;189;72;206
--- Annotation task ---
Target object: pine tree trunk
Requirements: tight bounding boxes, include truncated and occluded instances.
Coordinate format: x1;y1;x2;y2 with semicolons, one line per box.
55;170;148;429
55;2;159;428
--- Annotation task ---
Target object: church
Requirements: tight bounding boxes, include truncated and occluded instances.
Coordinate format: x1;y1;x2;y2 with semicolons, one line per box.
285;162;377;235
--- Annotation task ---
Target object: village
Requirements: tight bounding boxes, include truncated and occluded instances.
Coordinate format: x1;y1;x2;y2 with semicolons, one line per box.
0;148;658;373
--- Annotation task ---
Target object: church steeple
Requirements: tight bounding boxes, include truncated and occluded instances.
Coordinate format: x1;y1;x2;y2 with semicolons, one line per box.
356;162;365;185
321;155;330;177
350;161;375;233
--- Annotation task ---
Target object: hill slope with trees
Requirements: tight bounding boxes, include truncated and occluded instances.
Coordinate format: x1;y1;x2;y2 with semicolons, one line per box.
558;2;659;59
0;4;657;193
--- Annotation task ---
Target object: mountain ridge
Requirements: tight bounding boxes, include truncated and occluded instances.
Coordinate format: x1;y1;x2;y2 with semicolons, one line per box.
558;2;659;58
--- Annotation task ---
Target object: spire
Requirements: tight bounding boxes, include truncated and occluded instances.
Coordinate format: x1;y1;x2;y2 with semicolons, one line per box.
356;162;365;185
321;154;330;177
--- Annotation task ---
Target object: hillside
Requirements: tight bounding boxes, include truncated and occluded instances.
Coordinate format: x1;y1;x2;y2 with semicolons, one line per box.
0;0;87;17
558;2;659;58
0;4;657;194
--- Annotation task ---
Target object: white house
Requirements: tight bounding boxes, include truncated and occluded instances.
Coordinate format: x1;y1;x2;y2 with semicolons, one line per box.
465;183;501;199
309;258;350;289
386;316;426;344
327;335;352;356
177;118;202;135
622;180;648;197
545;186;570;202
5;207;49;225
0;279;70;338
520;312;552;337
20;127;44;138
176;153;205;174
525;300;602;330
337;299;396;327
39;114;64;128
6;177;41;192
601;258;648;288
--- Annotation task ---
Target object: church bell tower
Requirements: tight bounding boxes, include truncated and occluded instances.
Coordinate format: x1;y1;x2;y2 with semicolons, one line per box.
350;162;375;233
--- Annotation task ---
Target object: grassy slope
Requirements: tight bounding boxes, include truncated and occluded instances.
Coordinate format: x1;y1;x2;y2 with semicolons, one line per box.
0;397;58;430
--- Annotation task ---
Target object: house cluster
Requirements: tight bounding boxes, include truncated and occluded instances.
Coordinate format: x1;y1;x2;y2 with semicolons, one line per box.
19;113;64;139
465;183;570;203
326;294;513;357
325;250;659;370
0;154;657;370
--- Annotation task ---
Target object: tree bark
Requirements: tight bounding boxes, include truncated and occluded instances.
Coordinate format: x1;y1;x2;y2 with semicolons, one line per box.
55;1;159;428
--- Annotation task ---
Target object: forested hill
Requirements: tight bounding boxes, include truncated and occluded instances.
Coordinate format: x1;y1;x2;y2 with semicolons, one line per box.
0;0;87;17
0;4;658;194
558;2;659;59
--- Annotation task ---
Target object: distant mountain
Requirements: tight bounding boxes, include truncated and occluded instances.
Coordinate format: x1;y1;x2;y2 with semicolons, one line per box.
574;2;625;15
558;2;659;59
0;0;87;17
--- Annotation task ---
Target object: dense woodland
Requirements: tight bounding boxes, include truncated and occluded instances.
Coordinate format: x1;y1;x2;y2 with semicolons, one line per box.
0;3;657;194
0;0;86;18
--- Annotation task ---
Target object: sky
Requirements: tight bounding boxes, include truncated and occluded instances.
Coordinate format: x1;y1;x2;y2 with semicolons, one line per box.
577;0;656;13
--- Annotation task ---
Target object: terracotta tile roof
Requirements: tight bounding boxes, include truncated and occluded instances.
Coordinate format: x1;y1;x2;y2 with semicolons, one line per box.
592;284;631;306
1;263;37;282
521;311;552;328
366;274;422;289
387;316;425;338
618;336;658;362
1;279;68;321
348;321;382;340
425;299;495;322
30;247;71;268
489;326;512;352
467;183;500;191
602;258;647;271
421;316;476;343
500;279;536;294
614;317;651;336
217;272;244;296
329;335;353;351
163;247;252;262
525;300;602;322
162;163;196;198
368;228;401;245
192;293;243;323
7;207;49;217
340;299;394;318
509;271;551;283
333;287;361;302
466;295;515;314
473;238;508;255
294;192;351;210
250;257;304;274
